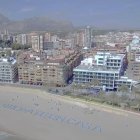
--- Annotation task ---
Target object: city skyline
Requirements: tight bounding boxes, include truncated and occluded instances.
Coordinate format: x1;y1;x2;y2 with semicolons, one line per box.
0;0;140;29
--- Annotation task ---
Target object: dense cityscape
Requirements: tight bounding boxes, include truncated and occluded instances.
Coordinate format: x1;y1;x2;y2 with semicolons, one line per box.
0;29;140;87
0;0;140;140
0;27;140;110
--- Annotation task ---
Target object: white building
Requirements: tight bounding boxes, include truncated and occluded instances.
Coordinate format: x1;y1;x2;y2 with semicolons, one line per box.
44;32;51;42
13;34;27;45
81;57;93;66
0;58;18;83
51;35;58;42
73;52;134;91
127;35;140;52
93;52;126;72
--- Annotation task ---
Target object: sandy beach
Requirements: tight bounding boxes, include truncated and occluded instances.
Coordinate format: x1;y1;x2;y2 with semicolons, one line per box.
0;86;140;140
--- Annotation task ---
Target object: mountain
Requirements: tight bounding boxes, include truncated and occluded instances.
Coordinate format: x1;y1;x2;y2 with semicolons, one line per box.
0;14;74;33
0;13;10;24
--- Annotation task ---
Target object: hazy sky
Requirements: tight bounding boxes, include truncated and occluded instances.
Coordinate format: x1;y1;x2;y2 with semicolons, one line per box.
0;0;140;29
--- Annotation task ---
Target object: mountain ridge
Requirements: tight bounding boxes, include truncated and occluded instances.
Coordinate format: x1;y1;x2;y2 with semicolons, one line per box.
0;14;74;33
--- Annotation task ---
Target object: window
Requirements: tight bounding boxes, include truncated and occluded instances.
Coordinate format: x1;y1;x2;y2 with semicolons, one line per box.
99;58;103;60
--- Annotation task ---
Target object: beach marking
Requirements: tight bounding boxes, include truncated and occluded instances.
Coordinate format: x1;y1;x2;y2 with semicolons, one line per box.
0;103;102;133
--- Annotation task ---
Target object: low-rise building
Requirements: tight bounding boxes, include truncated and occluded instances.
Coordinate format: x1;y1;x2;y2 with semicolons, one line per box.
0;57;18;83
73;52;135;91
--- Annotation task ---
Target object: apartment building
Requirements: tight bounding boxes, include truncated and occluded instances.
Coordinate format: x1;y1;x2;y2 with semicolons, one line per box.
13;34;27;45
84;26;92;48
0;58;18;83
31;35;44;52
126;52;140;81
17;49;82;86
126;35;140;81
75;30;85;47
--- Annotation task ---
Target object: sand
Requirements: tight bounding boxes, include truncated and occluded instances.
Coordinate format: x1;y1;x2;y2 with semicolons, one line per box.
0;85;140;140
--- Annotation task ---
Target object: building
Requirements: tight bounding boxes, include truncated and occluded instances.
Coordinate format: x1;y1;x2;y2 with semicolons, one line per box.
44;32;51;42
75;30;85;47
126;35;140;81
84;26;92;48
126;52;140;81
0;58;18;83
127;35;140;51
92;45;126;54
51;35;58;42
94;52;127;73
83;44;126;59
17;49;82;86
75;26;92;48
73;65;135;91
14;34;27;45
0;29;12;41
26;32;38;46
73;52;135;91
43;42;54;50
31;35;44;52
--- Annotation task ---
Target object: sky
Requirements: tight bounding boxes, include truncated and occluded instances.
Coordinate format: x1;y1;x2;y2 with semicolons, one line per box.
0;0;140;29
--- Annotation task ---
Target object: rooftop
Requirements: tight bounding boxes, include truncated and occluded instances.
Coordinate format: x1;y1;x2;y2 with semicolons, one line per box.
0;57;16;65
117;76;137;83
74;65;119;73
18;48;79;65
96;52;125;59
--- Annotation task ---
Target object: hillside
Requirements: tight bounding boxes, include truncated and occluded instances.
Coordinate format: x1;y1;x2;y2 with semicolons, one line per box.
0;14;74;33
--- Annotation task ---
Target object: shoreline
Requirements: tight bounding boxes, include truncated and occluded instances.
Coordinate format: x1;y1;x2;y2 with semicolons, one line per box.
0;85;140;118
0;85;140;140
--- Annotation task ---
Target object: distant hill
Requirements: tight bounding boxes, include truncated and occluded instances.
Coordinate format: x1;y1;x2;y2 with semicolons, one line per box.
0;14;74;33
0;13;10;24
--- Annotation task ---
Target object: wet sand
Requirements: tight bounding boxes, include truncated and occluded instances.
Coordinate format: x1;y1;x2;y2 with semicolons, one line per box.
0;86;140;140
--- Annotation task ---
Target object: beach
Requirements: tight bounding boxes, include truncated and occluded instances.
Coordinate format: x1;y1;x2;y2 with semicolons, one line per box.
0;86;140;140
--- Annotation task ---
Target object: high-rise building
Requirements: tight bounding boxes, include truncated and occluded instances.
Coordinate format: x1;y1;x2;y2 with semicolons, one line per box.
31;35;44;52
0;29;12;41
84;26;92;48
51;35;58;42
44;32;51;42
16;34;27;45
75;30;85;47
26;32;38;45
